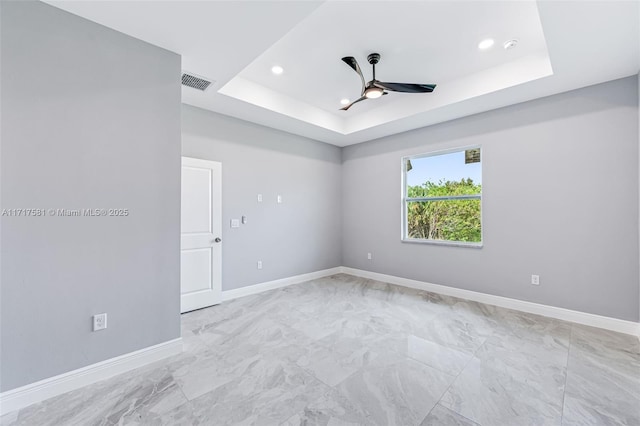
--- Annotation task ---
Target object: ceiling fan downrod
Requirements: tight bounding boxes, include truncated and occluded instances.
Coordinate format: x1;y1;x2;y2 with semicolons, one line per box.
367;53;380;81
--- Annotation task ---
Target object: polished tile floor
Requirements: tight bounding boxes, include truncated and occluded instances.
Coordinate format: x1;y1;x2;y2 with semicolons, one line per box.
2;274;639;425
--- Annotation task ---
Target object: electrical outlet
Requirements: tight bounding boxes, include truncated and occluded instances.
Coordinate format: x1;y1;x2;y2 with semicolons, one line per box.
367;253;372;260
531;275;540;285
93;313;107;331
257;260;262;270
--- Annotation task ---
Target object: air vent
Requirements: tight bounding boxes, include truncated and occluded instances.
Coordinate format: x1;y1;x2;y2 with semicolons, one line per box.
181;72;213;91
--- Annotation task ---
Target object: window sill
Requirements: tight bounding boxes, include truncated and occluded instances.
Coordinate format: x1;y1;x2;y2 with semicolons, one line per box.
401;238;483;249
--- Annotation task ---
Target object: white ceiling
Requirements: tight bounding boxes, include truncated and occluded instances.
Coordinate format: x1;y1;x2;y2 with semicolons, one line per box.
46;1;639;147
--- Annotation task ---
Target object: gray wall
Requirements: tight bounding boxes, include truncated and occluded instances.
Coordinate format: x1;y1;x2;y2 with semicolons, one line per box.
343;76;639;322
182;105;342;291
0;1;182;391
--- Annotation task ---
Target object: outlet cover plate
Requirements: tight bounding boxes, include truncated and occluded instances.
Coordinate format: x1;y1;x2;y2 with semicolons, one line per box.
93;313;107;331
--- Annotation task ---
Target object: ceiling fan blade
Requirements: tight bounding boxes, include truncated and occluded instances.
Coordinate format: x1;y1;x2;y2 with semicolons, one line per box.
341;56;366;93
374;82;436;93
339;95;367;111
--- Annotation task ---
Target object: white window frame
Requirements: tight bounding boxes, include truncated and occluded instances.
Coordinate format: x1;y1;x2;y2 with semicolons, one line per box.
401;146;483;248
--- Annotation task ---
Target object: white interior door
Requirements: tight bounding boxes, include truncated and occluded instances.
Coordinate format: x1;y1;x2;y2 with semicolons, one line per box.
180;157;222;313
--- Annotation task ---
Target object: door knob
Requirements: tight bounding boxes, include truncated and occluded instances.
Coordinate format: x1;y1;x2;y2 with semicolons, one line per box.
214;237;222;243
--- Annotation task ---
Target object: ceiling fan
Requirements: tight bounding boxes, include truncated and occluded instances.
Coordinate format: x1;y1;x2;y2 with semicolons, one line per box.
339;53;436;111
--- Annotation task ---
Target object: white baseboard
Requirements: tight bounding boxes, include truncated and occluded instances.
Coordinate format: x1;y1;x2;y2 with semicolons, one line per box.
0;338;182;415
221;267;342;301
340;267;640;338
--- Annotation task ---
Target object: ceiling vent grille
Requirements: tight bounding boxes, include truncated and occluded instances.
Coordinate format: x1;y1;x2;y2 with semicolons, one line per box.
181;72;213;91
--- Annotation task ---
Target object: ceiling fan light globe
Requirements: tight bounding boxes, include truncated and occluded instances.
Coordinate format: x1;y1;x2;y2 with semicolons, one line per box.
365;87;384;99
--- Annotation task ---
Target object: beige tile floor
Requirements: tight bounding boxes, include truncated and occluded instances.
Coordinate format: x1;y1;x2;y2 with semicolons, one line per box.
2;274;639;425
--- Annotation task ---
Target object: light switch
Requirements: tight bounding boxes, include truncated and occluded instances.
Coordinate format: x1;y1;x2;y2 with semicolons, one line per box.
230;219;240;228
242;216;247;224
257;194;263;203
277;195;282;204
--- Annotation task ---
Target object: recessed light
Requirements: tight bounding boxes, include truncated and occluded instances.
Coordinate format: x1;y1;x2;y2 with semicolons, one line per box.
271;65;284;75
340;98;350;105
478;39;494;50
503;39;518;50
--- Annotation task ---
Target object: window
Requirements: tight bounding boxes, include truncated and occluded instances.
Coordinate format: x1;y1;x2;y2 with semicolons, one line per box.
402;147;482;246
